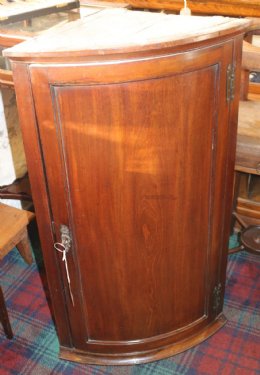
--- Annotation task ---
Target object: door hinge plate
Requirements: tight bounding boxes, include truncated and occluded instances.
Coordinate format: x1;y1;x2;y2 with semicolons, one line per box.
226;64;235;102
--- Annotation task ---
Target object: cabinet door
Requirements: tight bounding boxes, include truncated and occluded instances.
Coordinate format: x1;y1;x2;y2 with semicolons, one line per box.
28;41;237;355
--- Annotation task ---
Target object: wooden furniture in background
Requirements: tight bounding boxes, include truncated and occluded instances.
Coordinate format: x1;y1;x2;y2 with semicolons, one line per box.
5;10;249;364
231;23;260;254
0;174;32;202
111;0;260;17
0;1;82;85
0;203;35;339
0;0;80;26
0;1;94;204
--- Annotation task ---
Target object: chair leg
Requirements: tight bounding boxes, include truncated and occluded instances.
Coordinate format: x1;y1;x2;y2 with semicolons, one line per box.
16;230;33;265
230;171;241;235
229;172;245;254
0;286;13;339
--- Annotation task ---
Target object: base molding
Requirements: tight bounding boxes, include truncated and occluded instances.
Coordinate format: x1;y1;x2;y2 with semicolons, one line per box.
59;314;226;366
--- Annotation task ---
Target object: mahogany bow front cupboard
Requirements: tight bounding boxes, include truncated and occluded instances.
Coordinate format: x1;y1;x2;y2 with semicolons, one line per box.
4;10;250;365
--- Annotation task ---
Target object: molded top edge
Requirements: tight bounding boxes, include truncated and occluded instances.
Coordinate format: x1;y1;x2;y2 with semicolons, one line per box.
4;8;250;61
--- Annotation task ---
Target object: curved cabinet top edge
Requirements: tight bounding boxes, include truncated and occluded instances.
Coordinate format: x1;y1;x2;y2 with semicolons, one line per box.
3;8;250;62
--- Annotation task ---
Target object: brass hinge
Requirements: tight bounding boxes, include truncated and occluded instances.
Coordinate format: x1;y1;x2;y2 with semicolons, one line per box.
226;64;235;102
213;283;222;313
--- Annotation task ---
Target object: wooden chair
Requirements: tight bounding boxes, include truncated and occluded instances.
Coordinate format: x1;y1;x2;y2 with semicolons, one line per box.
0;203;35;339
231;21;260;254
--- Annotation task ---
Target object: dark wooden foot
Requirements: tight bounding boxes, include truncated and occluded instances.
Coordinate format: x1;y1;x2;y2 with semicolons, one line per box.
16;230;33;265
0;286;13;339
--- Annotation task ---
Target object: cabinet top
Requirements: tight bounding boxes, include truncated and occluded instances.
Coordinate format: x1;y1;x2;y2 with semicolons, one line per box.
4;8;250;61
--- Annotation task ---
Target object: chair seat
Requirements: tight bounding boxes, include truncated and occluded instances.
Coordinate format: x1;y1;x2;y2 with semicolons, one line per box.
0;203;35;260
236;100;260;174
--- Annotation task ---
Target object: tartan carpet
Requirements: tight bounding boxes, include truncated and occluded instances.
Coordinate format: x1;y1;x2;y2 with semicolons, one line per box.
0;239;259;374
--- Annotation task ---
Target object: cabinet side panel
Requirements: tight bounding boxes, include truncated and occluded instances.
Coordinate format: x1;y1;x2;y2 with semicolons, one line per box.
10;62;72;346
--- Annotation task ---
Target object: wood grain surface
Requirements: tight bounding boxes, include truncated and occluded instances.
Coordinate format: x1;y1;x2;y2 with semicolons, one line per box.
112;0;260;17
6;9;247;364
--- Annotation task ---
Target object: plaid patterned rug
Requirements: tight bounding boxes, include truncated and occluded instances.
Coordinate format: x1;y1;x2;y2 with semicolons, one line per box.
0;235;259;375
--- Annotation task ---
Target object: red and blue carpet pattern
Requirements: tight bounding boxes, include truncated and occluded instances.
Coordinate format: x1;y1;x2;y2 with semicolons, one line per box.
0;242;259;374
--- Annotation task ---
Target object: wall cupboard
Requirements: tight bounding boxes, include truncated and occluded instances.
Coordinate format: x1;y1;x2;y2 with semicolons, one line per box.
5;9;250;365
